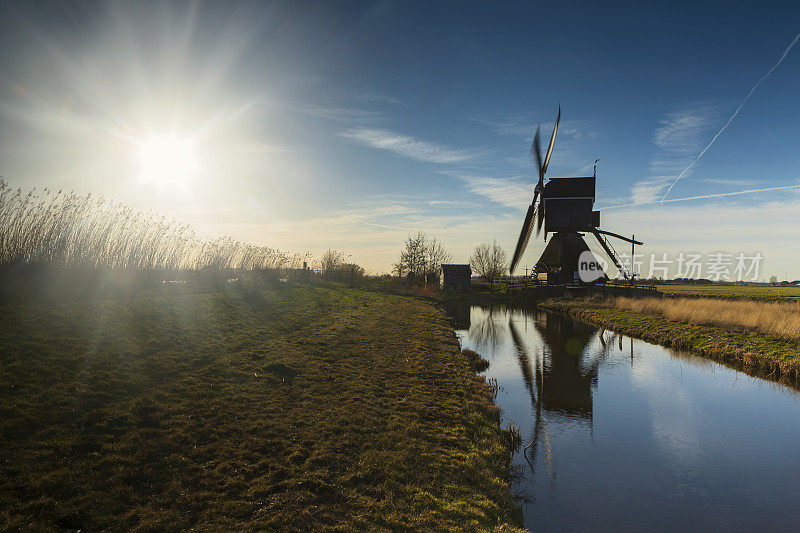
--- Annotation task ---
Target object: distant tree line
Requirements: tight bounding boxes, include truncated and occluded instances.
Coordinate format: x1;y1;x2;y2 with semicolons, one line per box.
0;179;379;290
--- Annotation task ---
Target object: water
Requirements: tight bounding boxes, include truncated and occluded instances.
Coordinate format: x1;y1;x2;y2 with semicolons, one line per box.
448;304;800;532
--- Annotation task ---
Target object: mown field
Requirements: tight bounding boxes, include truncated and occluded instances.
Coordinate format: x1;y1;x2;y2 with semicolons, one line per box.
0;281;521;531
656;283;800;301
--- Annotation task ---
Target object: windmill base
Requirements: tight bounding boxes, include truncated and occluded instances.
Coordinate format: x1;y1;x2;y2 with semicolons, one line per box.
536;231;607;285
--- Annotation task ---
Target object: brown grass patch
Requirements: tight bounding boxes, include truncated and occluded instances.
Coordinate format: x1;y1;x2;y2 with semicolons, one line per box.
614;296;800;340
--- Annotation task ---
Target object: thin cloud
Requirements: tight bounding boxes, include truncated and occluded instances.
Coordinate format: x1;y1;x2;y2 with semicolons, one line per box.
340;128;472;163
630;106;716;204
661;32;800;201
355;91;405;106
653;110;713;152
291;103;386;123
631;178;671;205
602;183;800;210
448;172;531;209
426;199;481;208
700;177;751;186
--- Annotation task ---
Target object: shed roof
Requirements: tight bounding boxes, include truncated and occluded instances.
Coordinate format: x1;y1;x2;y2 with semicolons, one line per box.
441;264;472;276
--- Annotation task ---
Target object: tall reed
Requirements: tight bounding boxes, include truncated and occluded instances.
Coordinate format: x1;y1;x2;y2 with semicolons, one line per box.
0;179;305;273
614;296;800;341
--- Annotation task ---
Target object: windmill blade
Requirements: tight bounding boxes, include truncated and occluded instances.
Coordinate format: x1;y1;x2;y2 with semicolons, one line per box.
541;106;561;175
535;196;545;236
510;200;537;274
530;127;543;180
508;317;536;397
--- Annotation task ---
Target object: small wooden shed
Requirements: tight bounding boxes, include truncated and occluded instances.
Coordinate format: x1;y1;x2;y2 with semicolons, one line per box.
441;264;472;292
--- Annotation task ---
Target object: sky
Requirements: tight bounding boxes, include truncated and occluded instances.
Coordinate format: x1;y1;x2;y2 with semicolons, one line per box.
2;1;800;279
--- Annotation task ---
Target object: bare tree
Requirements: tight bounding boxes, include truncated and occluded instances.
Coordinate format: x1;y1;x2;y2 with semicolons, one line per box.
394;231;451;281
394;232;425;279
470;240;508;281
425;235;451;280
319;249;347;276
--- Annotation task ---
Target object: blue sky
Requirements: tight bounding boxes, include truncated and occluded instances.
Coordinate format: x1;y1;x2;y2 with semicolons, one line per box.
2;1;800;277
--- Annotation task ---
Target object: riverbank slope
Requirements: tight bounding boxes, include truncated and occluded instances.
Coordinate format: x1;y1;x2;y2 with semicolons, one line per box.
0;282;521;530
542;297;800;389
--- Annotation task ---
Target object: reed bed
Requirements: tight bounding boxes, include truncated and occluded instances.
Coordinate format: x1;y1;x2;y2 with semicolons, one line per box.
0;179;305;274
614;296;800;341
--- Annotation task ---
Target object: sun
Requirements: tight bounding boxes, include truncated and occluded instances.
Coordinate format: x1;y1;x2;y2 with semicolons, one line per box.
137;135;200;190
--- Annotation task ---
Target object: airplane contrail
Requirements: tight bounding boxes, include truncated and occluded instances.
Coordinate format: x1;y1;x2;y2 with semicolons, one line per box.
602;183;800;210
660;32;800;202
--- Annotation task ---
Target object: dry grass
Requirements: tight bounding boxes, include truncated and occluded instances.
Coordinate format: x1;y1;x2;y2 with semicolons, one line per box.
615;296;800;341
0;179;305;272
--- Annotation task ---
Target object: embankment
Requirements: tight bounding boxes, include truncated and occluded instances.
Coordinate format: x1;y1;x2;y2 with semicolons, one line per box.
0;281;522;530
541;297;800;389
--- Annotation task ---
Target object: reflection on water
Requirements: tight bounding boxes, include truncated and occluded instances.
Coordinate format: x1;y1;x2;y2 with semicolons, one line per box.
447;304;800;532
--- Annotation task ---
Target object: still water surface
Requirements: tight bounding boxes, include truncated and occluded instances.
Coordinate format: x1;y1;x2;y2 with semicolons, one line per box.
448;304;800;532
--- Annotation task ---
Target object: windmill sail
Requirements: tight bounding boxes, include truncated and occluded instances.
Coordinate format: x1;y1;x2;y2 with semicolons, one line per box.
509;107;561;274
542;106;560;174
510;202;538;274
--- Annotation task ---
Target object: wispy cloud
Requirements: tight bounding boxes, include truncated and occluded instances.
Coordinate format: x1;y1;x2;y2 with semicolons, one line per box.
340;128;472;163
630;179;667;205
653;110;713;152
354;90;405;107
661;32;800;201
290;102;386;124
700;177;751;186
630;106;717;204
426;199;481;207
443;172;531;209
472;116;600;140
603;183;800;210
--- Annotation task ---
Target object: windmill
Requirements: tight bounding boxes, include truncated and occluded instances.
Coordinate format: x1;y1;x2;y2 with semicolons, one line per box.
509;107;642;284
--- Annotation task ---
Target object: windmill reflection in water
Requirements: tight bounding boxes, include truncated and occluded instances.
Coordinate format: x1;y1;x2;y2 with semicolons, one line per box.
465;306;633;488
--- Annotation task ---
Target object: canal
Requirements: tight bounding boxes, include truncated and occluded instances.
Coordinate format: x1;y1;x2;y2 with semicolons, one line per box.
448;304;800;531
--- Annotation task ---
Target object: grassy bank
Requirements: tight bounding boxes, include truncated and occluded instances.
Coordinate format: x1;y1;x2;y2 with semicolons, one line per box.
0;281;521;530
541;297;800;389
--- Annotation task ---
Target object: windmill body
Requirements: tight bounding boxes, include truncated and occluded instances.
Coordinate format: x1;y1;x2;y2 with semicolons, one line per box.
509;107;642;283
537;175;600;283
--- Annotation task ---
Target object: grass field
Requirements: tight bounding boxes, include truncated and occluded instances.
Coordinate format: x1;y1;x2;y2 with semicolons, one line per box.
615;296;800;341
542;297;800;389
0;281;521;531
656;283;800;301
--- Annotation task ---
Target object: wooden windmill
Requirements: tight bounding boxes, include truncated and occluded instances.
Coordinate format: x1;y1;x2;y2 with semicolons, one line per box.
509;107;642;283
